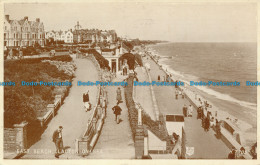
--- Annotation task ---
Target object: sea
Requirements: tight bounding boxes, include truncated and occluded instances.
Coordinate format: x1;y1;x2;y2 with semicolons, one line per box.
149;42;257;146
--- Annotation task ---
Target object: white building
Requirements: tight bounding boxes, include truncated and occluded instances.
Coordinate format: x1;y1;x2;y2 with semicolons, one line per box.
45;30;74;43
64;31;73;43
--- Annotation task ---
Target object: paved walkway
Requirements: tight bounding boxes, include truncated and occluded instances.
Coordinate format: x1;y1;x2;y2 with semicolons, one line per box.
21;59;99;159
134;67;156;120
87;74;135;159
141;57;230;159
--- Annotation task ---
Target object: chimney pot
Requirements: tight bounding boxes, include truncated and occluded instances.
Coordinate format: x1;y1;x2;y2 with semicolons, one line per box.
36;18;40;22
5;15;10;21
24;16;28;21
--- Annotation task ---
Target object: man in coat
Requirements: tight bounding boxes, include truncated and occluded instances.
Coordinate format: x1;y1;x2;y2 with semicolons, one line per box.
112;103;122;124
52;126;64;158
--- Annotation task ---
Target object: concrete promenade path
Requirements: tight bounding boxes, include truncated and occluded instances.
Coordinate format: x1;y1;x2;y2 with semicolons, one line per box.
134;67;156;120
87;74;135;159
21;59;99;159
141;57;230;159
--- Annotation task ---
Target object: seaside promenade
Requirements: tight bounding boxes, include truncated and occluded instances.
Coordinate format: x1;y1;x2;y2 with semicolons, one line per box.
87;75;135;159
137;56;230;159
134;67;156;120
21;59;99;159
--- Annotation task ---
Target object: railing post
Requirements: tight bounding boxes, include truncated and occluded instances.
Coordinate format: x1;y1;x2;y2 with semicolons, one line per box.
47;104;55;117
92;118;97;133
13;121;28;150
55;95;62;104
97;105;102;119
138;108;142;126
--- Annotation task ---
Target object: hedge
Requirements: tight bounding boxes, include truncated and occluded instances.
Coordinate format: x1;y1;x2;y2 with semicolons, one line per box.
124;73;170;143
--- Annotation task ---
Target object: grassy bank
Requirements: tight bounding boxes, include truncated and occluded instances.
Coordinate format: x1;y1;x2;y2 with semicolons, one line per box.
4;55;76;128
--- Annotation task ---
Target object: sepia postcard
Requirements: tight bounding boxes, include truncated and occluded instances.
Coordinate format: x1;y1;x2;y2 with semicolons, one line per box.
0;0;259;164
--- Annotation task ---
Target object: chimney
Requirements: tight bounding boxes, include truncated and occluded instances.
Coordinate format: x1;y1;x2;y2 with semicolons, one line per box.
24;16;28;21
5;15;9;21
36;18;40;22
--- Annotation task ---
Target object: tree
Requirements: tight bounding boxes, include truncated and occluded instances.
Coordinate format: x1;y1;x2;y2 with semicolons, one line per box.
46;37;55;46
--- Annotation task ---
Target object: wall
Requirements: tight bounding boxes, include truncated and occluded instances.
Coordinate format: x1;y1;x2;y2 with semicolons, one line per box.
4;122;28;158
165;122;184;138
147;130;167;151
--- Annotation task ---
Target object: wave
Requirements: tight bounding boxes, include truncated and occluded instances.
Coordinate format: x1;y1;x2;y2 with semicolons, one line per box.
158;59;257;111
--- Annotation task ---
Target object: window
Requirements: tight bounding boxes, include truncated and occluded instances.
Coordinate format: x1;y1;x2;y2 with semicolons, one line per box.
5;26;7;30
4;41;7;46
14;33;15;39
4;33;6;39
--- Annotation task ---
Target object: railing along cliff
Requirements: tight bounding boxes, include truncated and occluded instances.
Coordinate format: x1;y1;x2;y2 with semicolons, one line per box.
75;53;108;156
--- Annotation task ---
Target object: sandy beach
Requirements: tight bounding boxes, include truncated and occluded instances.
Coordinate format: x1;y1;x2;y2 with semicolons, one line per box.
144;45;257;148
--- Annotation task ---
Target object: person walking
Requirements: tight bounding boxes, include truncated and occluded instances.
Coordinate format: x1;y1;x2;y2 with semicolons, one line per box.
215;119;221;138
183;104;188;117
204;117;210;132
52;126;64;158
197;107;202;119
175;89;178;100
83;90;90;111
112;103;122;124
116;87;122;104
201;115;205;128
188;105;193;117
181;89;185;99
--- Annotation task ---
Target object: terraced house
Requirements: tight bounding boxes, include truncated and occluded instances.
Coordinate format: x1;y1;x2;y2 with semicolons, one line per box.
45;30;74;43
73;28;117;44
3;15;45;49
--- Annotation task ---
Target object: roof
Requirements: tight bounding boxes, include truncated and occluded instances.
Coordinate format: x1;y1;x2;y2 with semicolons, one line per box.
6;17;42;28
18;20;25;25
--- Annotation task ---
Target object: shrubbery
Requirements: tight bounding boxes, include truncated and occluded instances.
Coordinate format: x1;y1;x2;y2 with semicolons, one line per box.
124;74;170;142
134;54;143;67
124;74;138;139
80;49;110;70
119;53;143;69
4;55;74;128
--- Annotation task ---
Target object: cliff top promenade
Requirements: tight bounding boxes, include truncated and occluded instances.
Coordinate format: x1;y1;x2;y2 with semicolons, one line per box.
135;56;230;159
87;74;135;159
21;58;99;159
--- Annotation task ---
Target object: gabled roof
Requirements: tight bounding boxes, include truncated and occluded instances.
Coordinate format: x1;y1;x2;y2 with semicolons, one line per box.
18;20;25;25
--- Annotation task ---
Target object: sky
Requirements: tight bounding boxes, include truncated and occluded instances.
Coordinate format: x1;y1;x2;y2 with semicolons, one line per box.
4;2;257;42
